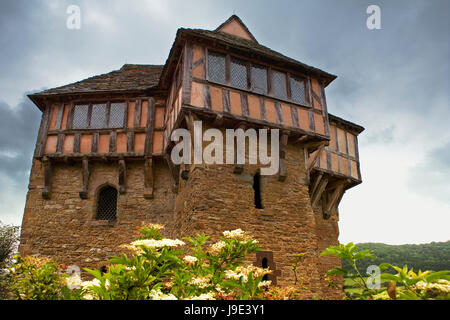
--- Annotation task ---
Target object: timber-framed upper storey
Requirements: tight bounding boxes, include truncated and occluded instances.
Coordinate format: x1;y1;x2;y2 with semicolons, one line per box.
28;15;364;200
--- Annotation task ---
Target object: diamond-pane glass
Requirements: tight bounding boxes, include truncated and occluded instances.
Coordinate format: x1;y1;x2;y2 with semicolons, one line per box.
230;58;247;90
272;70;287;100
251;65;268;95
72;105;89;129
290;77;306;104
90;104;107;128
109;102;125;128
96;186;117;221
208;52;226;84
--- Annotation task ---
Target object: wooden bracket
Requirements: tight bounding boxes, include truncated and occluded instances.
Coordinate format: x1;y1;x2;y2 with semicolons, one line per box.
79;157;90;199
42;156;52;200
326;182;345;214
311;176;328;207
118;158;126;194
307;144;325;172
144;157;154;199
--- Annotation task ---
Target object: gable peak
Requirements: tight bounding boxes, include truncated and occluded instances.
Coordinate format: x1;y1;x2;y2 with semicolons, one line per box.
215;15;258;43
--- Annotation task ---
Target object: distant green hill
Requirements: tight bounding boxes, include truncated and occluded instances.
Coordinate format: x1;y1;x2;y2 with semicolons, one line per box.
341;241;450;273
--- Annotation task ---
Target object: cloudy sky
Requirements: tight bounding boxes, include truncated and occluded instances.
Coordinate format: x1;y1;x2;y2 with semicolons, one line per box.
0;0;448;245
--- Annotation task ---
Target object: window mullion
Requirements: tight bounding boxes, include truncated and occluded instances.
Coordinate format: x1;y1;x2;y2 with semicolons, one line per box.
225;54;231;86
267;67;273;96
106;101;111;128
246;61;252;90
286;73;292;100
87;103;93;129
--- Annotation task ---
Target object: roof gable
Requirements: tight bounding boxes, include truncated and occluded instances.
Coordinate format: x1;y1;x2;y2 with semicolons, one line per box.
215;15;258;43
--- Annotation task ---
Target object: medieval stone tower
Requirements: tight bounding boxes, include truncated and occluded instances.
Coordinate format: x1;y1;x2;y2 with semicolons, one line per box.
20;16;363;298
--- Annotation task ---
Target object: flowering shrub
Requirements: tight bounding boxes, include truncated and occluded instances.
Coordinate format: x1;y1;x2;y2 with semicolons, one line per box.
5;255;81;300
72;225;277;300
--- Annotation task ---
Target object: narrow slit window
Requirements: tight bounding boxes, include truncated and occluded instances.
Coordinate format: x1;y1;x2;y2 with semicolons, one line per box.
208;52;226;84
96;186;117;221
253;172;263;209
251;64;268;95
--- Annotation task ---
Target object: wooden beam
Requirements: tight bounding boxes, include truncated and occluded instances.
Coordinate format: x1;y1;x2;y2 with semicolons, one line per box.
35;105;52;157
294;135;309;145
144;157;154;199
307;144;325;171
42;157;52;199
311;176;328;207
325;182;345;214
134;99;142;128
321;192;331;220
109;131;117;153
144;98;155;156
79;157;90;199
309;172;323;198
118;158;126;194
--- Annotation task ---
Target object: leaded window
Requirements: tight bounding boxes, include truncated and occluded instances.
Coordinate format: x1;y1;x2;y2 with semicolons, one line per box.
72;104;89;129
90;104;107;129
230;57;248;90
251;64;268;95
272;70;287;100
290;76;306;105
96;186;117;221
208;52;226;84
71;102;125;129
109;102;125;128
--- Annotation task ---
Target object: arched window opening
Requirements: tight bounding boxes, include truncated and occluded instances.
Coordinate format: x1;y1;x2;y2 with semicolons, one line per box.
96;186;117;221
253;172;263;209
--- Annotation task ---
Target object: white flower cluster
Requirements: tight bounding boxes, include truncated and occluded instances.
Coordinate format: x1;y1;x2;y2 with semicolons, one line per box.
65;274;82;290
223;229;256;242
209;240;227;255
224;264;272;283
183;255;198;265
149;289;178;300
188;274;213;289
124;238;186;254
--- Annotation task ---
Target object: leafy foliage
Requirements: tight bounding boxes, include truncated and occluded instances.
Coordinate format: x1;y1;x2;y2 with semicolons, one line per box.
321;243;450;300
341;241;450;273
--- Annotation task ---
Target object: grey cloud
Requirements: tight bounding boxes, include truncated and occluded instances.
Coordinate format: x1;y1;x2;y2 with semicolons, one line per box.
407;141;450;204
0;94;41;181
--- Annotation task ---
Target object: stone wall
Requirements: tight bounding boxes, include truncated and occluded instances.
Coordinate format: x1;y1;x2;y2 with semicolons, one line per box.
20;138;344;299
19;158;177;271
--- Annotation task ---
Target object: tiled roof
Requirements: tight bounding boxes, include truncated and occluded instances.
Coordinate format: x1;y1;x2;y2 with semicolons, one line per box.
32;64;163;96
